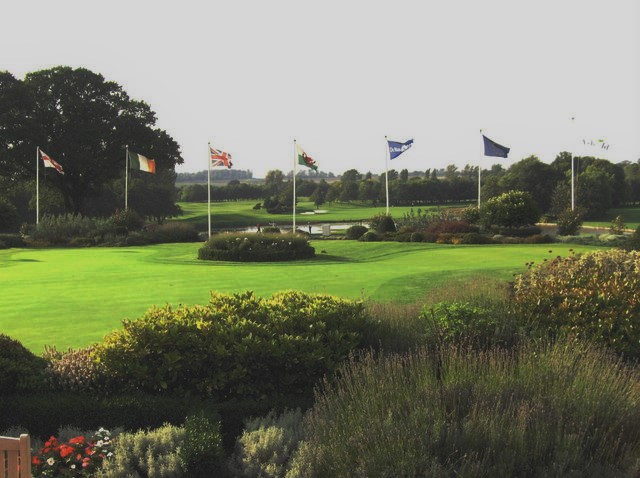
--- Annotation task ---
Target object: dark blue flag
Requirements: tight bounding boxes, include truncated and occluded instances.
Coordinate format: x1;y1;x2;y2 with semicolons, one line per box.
388;139;414;159
482;135;509;158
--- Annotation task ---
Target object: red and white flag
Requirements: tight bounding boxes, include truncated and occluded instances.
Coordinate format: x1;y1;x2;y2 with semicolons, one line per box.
40;150;64;175
209;146;233;169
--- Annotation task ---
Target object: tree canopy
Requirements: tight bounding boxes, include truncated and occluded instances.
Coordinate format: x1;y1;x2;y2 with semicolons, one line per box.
0;67;182;218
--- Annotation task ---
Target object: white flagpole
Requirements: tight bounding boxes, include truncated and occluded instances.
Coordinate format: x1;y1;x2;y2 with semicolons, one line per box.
36;147;40;224
384;136;389;215
570;117;575;211
478;130;483;208
125;145;129;209
293;139;297;232
208;142;212;238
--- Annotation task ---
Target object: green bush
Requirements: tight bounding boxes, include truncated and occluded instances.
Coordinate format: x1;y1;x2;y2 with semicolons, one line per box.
230;408;305;478
262;226;281;234
480;190;540;229
369;213;396;233
144;222;200;243
199;233;315;262
98;424;186;477
458;232;497;244
0;233;24;248
513;249;640;359
0;199;19;232
93;291;369;401
626;225;640;251
426;220;477;234
421;302;524;350
180;411;227;478
29;213;104;245
0;334;47;395
495;225;542;237
109;208;144;232
409;232;424;242
556;208;583;236
287;340;640;477
345;225;367;240
358;231;382;242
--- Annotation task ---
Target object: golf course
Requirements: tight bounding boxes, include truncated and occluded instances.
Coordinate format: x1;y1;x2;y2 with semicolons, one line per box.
0;240;601;352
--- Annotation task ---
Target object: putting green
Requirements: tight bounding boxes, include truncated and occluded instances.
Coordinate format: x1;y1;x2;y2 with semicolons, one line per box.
0;241;599;352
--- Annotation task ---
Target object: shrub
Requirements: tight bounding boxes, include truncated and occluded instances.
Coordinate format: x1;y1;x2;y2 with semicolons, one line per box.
0;334;47;395
556;208;583;236
409;232;424;242
199;233;314;262
262;226;281;234
0;199;19;232
42;345;110;394
107;209;143;232
421;302;524;350
369;213;396;233
99;424;186;477
29;214;103;245
0;392;215;439
522;233;554;244
513;249;640;359
345;225;367;240
92;291;369;401
358;231;382;242
479;190;540;229
230;408;305;478
144;222;200;243
180;411;227;478
626;225;640;251
287;340;640;477
0;233;24;248
610;215;626;234
460;205;480;224
495;225;542;237
426;220;477;234
458;232;496;244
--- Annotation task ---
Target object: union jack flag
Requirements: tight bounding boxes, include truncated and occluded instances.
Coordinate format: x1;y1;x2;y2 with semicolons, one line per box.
210;146;233;168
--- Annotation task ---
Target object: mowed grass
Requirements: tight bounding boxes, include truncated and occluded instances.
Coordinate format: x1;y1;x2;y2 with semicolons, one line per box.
177;200;468;229
0;241;600;353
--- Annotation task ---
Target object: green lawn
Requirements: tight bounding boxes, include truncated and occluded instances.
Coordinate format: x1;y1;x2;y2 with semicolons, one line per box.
176;200;469;229
0;241;600;352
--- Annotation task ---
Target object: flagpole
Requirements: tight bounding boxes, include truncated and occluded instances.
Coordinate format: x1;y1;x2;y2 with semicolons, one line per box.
384;136;389;215
125;145;129;210
570;117;575;211
293;139;297;232
478;130;483;208
36;147;40;224
208;142;212;238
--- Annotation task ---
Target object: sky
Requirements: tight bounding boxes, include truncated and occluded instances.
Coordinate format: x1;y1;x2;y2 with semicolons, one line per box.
2;0;639;178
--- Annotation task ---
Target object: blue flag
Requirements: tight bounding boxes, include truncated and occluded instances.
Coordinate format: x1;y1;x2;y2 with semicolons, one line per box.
388;139;414;159
482;135;509;158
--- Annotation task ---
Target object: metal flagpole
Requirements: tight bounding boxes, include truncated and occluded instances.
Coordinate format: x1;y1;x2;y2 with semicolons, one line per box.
208;142;212;238
570;117;575;211
293;139;297;232
36;147;40;224
385;136;389;215
478;130;483;208
125;145;129;209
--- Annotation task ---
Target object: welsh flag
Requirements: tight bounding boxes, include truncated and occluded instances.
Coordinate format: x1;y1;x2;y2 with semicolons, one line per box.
128;151;156;173
296;144;318;171
40;150;64;175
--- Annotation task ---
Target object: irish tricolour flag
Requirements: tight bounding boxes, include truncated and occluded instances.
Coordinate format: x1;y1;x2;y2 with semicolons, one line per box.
128;151;156;173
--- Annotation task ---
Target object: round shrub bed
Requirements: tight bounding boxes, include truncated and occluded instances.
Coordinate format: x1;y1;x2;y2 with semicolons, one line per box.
198;233;315;262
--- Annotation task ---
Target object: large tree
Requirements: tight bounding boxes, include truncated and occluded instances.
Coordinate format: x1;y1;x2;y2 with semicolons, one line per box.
0;67;182;217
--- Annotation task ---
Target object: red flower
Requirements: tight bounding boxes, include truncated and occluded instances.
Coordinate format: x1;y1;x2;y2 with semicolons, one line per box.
76;453;83;461
31;456;42;466
59;444;74;458
69;435;85;445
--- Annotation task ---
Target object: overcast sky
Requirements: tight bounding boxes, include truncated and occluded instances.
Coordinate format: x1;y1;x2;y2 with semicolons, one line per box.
2;0;639;177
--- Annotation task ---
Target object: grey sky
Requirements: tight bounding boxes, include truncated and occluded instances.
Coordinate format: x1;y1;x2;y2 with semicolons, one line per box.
2;0;639;177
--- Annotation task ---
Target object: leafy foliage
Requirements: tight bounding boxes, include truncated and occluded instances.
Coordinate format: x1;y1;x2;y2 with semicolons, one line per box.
480;190;540;229
180;411;226;478
344;225;367;240
198;233;314;262
513;249;640;359
0;334;46;394
287;341;640;477
230;408;305;478
369;213;396;233
93;291;369;401
556;208;583;235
